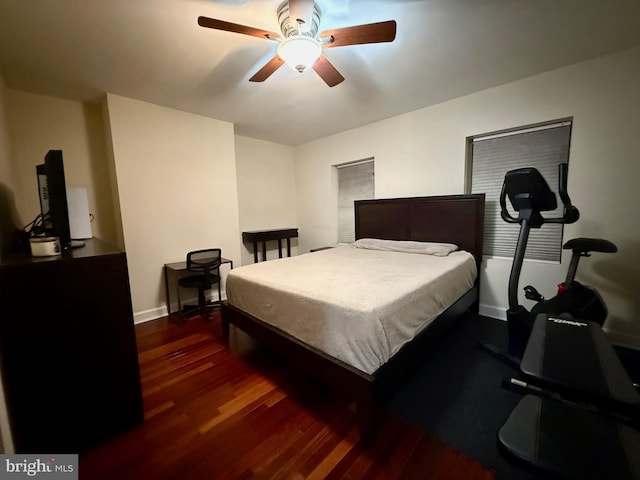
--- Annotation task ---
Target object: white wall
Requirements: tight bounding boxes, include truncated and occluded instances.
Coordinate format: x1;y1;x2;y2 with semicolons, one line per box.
0;77;15;196
294;46;640;349
4;90;118;245
104;94;241;322
0;88;289;322
0;74;16;453
234;135;297;265
0;77;20;252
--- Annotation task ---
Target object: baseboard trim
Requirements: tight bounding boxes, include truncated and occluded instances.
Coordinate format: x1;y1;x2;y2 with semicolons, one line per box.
133;291;228;325
134;307;166;325
479;304;506;321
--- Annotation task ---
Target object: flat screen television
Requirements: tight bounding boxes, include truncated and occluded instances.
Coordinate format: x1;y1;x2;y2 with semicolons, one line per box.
36;150;83;249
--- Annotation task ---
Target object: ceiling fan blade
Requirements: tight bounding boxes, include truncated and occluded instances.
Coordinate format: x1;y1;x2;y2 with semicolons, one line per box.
198;16;281;41
312;55;345;87
320;20;397;48
249;55;286;82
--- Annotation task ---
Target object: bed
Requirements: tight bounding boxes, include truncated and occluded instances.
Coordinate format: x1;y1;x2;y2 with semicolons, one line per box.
221;193;485;440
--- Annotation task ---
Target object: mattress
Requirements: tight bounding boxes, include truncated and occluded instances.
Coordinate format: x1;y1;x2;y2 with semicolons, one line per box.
226;244;477;374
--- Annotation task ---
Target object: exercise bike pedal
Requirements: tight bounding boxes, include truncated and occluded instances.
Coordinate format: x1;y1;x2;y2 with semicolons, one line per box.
523;285;544;301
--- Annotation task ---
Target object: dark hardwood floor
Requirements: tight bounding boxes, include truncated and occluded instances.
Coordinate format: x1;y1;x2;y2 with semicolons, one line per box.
79;310;494;479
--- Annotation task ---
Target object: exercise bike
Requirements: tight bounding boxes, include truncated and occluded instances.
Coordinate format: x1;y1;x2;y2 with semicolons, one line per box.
483;165;639;479
497;163;616;358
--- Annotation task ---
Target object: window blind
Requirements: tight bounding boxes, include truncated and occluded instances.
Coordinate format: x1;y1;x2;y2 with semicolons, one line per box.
337;160;374;243
470;123;572;262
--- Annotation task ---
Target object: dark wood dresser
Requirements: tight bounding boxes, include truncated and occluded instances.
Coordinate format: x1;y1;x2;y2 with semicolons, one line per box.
0;238;143;453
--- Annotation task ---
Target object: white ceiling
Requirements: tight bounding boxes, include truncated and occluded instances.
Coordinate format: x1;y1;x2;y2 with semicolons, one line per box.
1;0;639;146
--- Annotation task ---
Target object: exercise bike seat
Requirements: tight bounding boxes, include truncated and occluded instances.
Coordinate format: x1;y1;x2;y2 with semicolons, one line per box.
520;314;640;415
563;237;618;254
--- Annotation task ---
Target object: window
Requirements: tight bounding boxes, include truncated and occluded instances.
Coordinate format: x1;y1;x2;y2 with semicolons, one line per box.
337;159;374;243
468;121;572;262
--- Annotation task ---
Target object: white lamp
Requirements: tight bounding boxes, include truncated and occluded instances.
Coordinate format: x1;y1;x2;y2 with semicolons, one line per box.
277;36;322;73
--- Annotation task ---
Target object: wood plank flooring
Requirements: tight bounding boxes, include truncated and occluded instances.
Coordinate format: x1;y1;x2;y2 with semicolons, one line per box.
79;311;494;479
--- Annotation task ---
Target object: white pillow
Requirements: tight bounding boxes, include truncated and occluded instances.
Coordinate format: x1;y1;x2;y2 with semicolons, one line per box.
352;238;458;256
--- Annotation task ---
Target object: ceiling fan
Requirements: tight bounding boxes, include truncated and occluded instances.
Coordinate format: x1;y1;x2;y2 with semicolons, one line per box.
197;0;397;87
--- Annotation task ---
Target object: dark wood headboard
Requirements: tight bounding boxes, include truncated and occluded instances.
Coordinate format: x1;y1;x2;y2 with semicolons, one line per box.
354;194;485;267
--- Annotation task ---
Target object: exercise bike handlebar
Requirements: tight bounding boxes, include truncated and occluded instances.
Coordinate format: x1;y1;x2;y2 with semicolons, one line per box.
549;163;580;224
499;182;518;224
500;163;580;225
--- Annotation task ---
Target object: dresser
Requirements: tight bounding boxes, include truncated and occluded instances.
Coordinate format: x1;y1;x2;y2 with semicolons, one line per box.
0;238;143;453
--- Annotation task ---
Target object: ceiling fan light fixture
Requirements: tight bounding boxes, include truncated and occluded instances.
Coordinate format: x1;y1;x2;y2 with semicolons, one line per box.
277;36;321;73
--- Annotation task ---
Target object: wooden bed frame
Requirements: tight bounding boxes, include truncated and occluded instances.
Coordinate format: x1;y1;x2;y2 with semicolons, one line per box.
221;193;485;441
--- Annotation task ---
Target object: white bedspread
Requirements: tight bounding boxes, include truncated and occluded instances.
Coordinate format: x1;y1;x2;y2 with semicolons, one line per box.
226;245;477;374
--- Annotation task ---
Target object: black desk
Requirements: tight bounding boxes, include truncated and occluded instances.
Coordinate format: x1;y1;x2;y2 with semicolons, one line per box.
242;228;298;262
164;257;233;314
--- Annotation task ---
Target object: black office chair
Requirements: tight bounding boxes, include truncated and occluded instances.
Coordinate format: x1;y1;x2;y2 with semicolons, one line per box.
177;248;222;321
